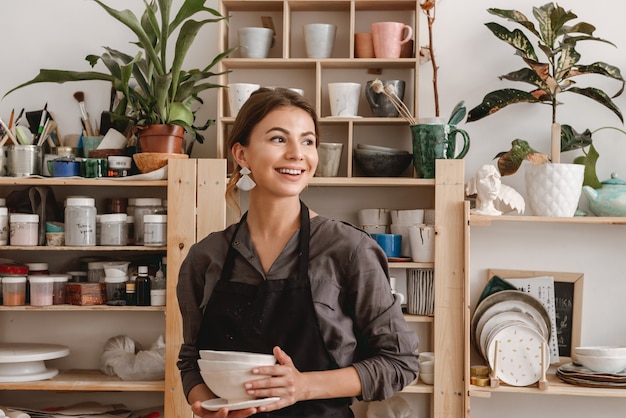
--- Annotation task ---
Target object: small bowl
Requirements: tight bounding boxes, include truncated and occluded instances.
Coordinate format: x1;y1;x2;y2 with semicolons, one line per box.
353;149;413;177
357;144;409;155
420;372;434;385
198;359;259;372
200;369;271;402
575;353;626;373
103;261;130;278
133;152;189;173
199;350;276;365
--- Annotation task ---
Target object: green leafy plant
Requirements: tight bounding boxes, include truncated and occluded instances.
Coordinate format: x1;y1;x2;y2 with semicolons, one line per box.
4;0;234;144
466;2;625;187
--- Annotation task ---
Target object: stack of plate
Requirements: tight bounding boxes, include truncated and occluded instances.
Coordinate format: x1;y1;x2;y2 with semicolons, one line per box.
406;268;433;316
471;290;551;386
557;361;626;388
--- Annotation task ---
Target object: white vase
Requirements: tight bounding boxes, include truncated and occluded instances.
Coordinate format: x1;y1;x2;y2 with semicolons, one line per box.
524;163;584;217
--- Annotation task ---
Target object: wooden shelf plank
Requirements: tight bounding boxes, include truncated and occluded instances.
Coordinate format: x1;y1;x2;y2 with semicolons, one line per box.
470;214;626;226
0;178;166;187
0;245;166;251
0;305;165;312
401;382;434;394
0;369;164;392
469;368;626;398
403;314;433;323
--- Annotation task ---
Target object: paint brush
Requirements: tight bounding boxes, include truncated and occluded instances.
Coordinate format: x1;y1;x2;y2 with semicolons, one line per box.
74;91;94;136
36;102;48;140
14;108;25;126
7;109;14;129
0;116;18;144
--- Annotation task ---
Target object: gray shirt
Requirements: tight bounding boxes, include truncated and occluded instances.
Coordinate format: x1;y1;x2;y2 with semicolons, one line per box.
177;215;419;401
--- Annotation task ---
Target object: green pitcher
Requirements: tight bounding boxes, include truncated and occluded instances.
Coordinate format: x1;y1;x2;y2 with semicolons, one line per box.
411;119;470;178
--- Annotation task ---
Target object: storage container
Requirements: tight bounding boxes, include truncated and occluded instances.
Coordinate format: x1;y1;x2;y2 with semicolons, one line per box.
9;213;39;246
28;276;54;306
100;213;128;246
143;214;167;246
65;197;96;246
52;275;69;304
133;198;163;245
105;276;128;304
0;207;8;245
2;276;26;306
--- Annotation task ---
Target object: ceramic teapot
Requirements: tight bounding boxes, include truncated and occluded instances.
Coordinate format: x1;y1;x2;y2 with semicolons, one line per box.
582;173;626;216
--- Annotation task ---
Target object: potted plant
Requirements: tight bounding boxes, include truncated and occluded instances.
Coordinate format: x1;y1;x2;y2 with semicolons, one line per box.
466;2;625;216
4;0;234;154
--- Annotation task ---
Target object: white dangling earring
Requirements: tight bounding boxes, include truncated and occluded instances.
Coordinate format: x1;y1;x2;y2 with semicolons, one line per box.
236;166;256;191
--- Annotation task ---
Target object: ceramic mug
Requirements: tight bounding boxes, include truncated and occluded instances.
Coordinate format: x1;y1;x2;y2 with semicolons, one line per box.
47;158;81;177
411;119;470;178
354;33;375;58
81;135;104;158
238;27;273;58
371;233;402;258
227;83;261;117
315;142;343;177
365;79;406;117
328;82;361;117
371;21;413;59
408;225;435;263
303;23;337;58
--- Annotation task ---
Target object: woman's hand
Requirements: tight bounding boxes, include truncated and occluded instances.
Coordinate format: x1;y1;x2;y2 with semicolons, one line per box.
244;346;307;413
190;402;258;418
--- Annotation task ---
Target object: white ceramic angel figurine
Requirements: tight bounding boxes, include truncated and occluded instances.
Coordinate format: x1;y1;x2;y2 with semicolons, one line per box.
467;165;525;216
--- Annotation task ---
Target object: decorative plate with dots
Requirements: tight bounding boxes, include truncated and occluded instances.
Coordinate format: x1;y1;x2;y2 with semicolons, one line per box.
487;323;549;386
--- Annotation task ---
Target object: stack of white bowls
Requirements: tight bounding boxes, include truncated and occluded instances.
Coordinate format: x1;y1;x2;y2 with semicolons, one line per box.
198;350;276;402
574;346;626;373
389;209;424;258
357;208;390;234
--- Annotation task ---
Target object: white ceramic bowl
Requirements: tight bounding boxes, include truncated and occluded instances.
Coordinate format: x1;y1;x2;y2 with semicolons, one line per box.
420;359;434;374
574;346;626;357
200;369;271;402
199;350;276;365
198;359;259;372
575;353;626;373
420;372;434;385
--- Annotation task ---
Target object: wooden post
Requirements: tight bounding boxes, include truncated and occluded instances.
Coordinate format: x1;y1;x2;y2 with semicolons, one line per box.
551;123;561;164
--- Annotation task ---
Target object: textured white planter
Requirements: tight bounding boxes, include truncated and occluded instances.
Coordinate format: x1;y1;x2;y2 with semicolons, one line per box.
525;163;584;217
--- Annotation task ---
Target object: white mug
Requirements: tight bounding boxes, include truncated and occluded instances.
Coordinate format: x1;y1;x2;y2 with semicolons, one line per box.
227;83;261;117
328;82;361;117
238;27;273;58
304;23;337;58
315;142;343;177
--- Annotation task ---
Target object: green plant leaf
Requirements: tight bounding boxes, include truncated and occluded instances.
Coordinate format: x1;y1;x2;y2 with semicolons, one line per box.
467;89;541;122
533;3;577;48
3;70;113;97
567;86;624;123
494;138;549;176
566;62;625;97
499;67;545;89
560;124;592;152
485;22;537;61
573;143;601;188
487;8;541;39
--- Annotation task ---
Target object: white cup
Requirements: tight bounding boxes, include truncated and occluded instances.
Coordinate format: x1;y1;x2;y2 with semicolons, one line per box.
238;27;273;58
328;82;361;117
408;225;435;263
227;83;261;117
390;209;424;225
304;23;337;58
315;142;343;177
357;208;390;226
390;223;421;258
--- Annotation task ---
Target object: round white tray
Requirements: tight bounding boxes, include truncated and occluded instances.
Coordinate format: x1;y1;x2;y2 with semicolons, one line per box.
0;343;69;382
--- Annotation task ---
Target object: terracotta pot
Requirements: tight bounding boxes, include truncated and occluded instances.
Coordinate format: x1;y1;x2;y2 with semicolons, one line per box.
137;124;184;154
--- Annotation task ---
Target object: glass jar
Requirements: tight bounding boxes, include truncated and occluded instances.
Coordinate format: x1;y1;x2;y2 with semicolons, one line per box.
105;276;128;305
0;207;8;245
143;214;167;246
87;261;106;283
26;262;49;275
65;197;96;246
52;275;68;304
100;213;128;246
2;276;26;306
9;213;39;246
133;198;163;245
28;276;54;306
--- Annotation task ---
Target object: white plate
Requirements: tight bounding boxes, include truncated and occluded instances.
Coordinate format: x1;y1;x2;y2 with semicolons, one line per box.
487;323;549;387
477;310;548;359
201;397;280;411
0;368;58;383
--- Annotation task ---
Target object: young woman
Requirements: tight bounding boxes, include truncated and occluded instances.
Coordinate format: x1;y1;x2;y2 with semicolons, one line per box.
177;88;419;417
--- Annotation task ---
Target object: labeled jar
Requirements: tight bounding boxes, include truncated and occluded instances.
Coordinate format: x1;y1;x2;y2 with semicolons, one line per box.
52;275;69;304
29;276;54;306
133;198;163;245
26;262;49;275
9;213;39;246
150;268;166;306
143;214;167;246
125;281;137;306
2;276;26;306
107;156;132;177
0;207;8;245
100;213;128;246
105;276;128;304
65;197;96;246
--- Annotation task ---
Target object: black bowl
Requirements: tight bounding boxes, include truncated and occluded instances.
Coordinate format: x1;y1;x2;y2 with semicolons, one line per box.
353;149;413;177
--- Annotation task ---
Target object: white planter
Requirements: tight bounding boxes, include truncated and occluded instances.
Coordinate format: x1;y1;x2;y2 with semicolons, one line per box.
525;163;584;217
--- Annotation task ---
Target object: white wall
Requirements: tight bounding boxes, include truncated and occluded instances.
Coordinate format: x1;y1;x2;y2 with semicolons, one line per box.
2;0;626;416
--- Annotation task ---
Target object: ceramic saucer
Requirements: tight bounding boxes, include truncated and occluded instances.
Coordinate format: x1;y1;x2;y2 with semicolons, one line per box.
201;397;280;411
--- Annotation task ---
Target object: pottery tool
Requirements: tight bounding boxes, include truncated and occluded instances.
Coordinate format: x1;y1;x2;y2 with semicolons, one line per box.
7;109;14;129
0;116;17;145
73;91;94;136
13;108;25;127
36;102;48;140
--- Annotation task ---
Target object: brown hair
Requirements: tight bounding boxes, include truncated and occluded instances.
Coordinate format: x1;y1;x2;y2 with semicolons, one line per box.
225;87;320;212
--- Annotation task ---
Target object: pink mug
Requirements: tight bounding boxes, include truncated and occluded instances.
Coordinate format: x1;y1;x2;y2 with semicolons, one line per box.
371;22;413;59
